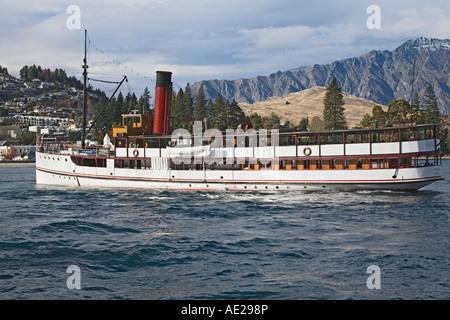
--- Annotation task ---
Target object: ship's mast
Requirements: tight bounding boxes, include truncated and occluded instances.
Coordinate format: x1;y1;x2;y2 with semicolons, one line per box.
82;29;88;149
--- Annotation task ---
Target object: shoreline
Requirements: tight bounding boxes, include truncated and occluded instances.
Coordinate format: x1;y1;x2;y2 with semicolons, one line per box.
0;161;36;167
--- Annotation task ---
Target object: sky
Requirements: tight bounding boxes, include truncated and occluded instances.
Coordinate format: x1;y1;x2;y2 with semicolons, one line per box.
1;0;449;101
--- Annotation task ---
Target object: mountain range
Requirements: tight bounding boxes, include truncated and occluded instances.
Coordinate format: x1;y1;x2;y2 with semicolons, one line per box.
191;37;450;116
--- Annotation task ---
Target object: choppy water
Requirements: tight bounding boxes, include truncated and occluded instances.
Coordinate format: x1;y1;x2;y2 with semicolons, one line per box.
0;162;449;300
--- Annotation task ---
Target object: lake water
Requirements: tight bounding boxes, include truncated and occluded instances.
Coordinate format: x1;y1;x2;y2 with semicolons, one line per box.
0;161;449;301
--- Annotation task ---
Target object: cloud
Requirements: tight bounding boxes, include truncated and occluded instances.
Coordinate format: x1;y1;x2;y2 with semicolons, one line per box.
379;6;450;39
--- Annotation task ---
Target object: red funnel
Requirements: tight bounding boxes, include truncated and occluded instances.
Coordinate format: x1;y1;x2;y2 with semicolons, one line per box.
153;71;172;135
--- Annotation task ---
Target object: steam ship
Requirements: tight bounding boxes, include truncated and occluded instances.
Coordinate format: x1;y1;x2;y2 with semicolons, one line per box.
35;33;444;192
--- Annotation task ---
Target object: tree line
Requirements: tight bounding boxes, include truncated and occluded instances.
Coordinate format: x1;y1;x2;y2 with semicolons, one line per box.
171;83;247;131
360;85;441;127
172;83;296;132
19;64;82;89
0;65;9;76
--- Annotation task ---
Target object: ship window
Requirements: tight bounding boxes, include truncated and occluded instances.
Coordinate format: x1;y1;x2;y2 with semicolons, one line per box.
371;131;381;143
145;139;159;148
357;132;370;143
116;139;126;147
279;135;295;146
391;130;399;142
425;127;433;140
346;133;356;144
115;159;123;168
82;158;96;167
299;134;318;145
97;158;107;168
400;157;411;168
387;158;398;169
418;128;425;140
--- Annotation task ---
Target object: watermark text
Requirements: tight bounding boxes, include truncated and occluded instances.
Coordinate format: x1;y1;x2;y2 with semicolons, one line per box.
366;5;381;30
66;5;81;30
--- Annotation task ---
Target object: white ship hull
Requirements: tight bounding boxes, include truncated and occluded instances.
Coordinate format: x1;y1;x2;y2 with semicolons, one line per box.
36;151;442;191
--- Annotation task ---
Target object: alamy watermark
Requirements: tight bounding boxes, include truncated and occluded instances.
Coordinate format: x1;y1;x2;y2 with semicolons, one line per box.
170;121;279;166
66;265;81;289
366;265;381;289
366;5;381;30
66;5;81;30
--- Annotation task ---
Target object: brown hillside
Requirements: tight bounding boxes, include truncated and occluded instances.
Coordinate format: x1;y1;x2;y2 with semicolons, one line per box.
238;86;388;128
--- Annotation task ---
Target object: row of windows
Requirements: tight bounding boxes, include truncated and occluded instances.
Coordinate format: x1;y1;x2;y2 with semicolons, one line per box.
114;126;437;148
70;156;107;167
68;156;438;170
169;157;436;171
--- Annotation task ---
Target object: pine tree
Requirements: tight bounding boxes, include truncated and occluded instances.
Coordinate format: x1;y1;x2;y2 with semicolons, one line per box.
387;99;410;124
227;99;246;130
137;87;151;114
297;117;309;131
323;77;346;130
182;84;194;117
171;88;183;129
114;92;124;125
130;93;138;113
249;113;264;129
423;85;440;124
410;92;422;124
205;100;215;129
211;93;226;129
360;113;373;127
194;83;207;125
308;116;324;132
179;84;193;129
262;112;281;129
0;65;8;75
372;105;387;125
20;65;28;79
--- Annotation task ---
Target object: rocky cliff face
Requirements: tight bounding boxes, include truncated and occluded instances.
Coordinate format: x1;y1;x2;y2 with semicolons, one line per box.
191;38;450;115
